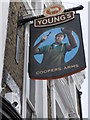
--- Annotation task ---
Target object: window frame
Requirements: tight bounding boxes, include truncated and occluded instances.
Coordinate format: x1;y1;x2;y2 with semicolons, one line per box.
22;1;48;118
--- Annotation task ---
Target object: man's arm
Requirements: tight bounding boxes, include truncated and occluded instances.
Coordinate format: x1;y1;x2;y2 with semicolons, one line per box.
33;35;48;54
61;28;77;51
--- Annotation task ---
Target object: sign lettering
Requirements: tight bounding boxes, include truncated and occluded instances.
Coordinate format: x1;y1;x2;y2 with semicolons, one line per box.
34;11;75;27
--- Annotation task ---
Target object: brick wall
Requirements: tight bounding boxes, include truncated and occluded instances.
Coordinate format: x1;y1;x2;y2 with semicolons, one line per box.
2;2;27;101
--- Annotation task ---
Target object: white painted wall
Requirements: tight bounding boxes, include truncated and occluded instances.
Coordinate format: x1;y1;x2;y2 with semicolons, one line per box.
34;0;48;118
0;1;10;93
22;0;48;118
62;0;88;118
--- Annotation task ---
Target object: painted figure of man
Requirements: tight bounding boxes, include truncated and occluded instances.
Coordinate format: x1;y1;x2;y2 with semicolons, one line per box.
34;28;77;69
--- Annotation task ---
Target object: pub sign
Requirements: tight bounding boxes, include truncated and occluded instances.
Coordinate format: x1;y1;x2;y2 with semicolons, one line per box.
28;12;86;80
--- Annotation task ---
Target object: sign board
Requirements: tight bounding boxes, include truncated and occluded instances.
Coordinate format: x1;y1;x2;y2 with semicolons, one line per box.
29;13;86;80
34;11;75;27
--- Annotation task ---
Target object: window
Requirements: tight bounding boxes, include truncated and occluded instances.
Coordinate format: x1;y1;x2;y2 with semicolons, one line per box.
29;80;35;107
22;22;36;118
26;74;36;118
31;0;36;10
27;102;33;118
56;101;64;118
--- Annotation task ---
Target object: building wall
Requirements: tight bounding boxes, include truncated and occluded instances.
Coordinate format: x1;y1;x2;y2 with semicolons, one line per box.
2;2;27;114
0;1;10;93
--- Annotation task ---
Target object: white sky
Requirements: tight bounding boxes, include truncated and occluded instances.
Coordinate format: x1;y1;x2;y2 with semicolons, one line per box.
62;0;88;118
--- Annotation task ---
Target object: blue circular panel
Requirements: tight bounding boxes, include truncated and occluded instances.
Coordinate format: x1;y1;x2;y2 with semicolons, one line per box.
34;28;79;64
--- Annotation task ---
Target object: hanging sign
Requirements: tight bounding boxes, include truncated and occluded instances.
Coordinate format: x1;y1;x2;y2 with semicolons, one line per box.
29;13;86;80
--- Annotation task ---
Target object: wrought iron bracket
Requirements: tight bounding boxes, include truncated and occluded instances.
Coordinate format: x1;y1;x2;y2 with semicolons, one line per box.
17;5;84;27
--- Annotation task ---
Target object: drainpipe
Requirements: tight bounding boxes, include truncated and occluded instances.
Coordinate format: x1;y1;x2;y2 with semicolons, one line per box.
78;91;83;120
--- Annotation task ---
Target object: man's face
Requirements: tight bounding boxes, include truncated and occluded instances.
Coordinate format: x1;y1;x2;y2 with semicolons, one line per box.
55;34;64;44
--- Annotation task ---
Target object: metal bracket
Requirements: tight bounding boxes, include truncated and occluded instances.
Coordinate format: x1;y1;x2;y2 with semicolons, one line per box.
64;5;84;13
17;5;84;27
18;14;44;27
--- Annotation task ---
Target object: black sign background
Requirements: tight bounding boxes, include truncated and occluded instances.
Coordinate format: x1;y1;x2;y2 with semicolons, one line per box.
28;14;86;80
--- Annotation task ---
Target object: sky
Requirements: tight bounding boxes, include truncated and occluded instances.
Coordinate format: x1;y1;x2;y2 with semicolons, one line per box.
62;0;88;118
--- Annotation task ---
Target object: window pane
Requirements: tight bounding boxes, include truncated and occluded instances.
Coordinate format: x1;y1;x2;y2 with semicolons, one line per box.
29;80;35;107
56;101;64;118
27;102;32;118
31;2;36;10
